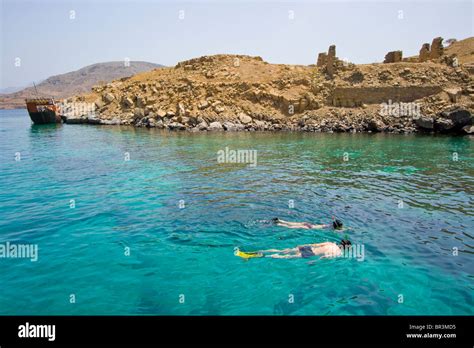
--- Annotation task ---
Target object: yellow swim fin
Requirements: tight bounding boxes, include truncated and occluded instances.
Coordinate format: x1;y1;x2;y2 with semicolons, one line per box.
234;247;263;259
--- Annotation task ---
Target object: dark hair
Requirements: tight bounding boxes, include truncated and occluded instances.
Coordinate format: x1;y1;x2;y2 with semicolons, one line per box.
340;239;352;250
333;219;343;229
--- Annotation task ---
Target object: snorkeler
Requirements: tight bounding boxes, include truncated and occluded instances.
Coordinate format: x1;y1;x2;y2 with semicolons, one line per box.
272;217;344;230
235;239;352;259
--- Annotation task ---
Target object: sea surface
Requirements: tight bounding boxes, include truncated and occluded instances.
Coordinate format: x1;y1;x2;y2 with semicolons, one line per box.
0;109;472;315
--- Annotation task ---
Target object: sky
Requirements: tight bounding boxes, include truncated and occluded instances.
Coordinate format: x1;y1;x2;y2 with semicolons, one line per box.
0;0;473;89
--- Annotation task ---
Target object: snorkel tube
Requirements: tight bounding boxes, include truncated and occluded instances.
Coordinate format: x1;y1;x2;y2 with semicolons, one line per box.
331;215;344;230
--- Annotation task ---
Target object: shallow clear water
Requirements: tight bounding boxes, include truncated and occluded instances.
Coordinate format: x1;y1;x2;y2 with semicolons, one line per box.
0;109;472;315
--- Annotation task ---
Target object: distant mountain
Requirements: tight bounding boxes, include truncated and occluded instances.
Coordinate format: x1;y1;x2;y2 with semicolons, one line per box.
0;85;30;94
0;61;163;109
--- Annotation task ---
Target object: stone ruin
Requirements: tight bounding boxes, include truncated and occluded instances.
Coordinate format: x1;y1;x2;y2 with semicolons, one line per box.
383;51;403;63
316;44;340;78
419;43;431;62
317;52;327;68
383;37;455;66
418;37;444;62
430;37;444;59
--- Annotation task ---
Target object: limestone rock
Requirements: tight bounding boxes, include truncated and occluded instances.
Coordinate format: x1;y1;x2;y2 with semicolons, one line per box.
168;122;186;130
435;118;454;131
103;93;115;103
134;108;145;118
95;99;105;109
136;95;146;108
462;125;474;134
177;102;186;115
367;119;386;132
123;96;134;108
197;121;208;130
444;88;462;103
238;113;252;124
100;118;121;125
211;101;225;114
198;100;209;110
87;115;101;125
65;115;87;124
254;120;266;129
415;116;434;130
223;122;237;131
209;121;223;130
440;108;471;128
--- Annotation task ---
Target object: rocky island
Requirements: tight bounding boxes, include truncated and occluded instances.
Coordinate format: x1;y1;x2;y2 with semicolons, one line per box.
67;37;474;134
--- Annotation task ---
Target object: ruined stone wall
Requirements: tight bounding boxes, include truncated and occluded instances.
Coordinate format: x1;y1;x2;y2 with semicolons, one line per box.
417;37;444;62
419;43;430;62
430;37;444;59
384;51;403;63
316;45;338;77
317;53;327;67
326;45;336;77
330;86;442;106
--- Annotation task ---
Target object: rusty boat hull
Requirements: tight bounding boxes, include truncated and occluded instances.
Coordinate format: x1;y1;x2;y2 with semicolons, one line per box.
26;98;62;124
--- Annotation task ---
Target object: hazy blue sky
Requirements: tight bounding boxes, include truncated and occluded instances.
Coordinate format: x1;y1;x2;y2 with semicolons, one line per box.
1;0;473;89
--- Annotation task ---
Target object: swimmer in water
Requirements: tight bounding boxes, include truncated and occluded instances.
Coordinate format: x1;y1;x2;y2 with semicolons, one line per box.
272;217;344;230
235;239;352;259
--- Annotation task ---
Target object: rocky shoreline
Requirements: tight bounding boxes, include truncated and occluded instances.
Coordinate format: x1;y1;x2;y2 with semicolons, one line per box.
64;106;474;135
64;37;474;135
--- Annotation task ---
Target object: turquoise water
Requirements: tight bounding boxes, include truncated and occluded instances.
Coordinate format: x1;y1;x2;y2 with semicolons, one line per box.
0;109;472;315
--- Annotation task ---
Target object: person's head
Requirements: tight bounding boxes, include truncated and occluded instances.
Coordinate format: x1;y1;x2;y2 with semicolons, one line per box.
339;239;352;250
332;219;343;230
